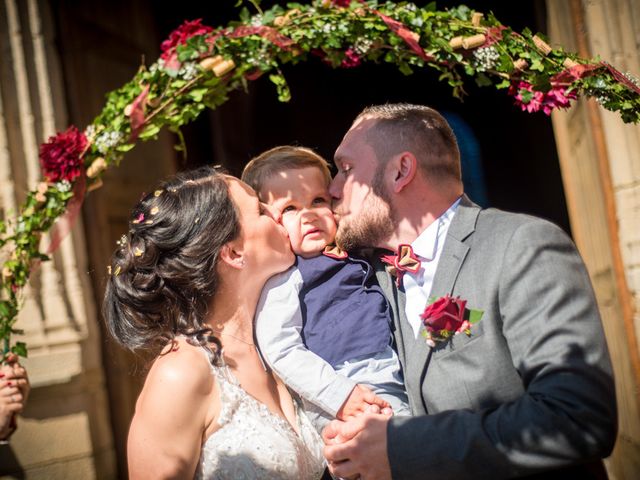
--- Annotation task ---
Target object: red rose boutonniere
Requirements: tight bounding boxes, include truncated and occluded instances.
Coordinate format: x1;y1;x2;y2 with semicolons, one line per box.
420;295;484;347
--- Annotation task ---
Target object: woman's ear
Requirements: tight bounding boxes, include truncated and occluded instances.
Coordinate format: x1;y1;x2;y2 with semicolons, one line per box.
390;152;418;193
219;242;246;270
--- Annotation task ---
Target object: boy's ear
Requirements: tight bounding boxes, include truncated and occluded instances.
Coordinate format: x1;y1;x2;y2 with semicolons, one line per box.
390;152;418;193
219;242;246;270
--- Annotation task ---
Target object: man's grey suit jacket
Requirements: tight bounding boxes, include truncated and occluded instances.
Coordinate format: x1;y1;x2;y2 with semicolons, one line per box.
376;196;617;479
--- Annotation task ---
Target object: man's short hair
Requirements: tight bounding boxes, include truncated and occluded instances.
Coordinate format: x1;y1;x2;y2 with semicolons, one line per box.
242;146;332;196
355;103;462;182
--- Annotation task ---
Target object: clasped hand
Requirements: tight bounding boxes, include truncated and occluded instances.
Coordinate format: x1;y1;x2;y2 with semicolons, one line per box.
325;384;393;480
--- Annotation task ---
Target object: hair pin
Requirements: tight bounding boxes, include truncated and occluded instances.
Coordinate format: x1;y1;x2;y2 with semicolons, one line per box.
133;213;144;224
154;190;163;197
150;206;159;215
134;247;143;257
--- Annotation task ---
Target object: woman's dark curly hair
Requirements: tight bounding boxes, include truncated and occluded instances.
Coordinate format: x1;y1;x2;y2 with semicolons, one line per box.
103;166;239;365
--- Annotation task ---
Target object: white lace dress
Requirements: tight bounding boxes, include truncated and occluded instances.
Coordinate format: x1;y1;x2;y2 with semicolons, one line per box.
194;362;326;479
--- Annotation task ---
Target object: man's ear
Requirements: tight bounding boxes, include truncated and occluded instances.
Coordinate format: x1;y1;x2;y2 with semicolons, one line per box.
218;242;246;270
390;152;418;193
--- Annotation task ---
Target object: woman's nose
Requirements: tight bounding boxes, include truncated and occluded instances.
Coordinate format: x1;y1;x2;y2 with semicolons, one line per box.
263;203;282;223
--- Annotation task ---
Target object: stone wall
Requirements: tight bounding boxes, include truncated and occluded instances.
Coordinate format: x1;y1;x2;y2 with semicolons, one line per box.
0;0;115;477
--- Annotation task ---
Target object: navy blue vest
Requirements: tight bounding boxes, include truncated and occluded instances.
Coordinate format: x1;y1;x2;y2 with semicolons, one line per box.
297;254;392;367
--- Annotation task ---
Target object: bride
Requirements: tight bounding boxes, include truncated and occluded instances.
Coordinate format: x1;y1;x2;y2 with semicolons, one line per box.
104;166;325;479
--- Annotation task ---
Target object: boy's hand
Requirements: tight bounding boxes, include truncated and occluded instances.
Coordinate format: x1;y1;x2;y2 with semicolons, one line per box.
336;384;391;420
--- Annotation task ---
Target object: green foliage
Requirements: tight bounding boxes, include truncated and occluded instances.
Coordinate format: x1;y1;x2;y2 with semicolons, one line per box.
1;1;639;358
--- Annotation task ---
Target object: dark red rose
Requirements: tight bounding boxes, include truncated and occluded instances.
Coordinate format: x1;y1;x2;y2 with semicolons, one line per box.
160;19;214;61
421;295;467;333
333;0;352;6
39;126;87;182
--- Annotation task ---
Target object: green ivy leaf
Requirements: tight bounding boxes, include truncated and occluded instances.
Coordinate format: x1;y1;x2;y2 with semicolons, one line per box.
11;341;27;358
475;73;492;87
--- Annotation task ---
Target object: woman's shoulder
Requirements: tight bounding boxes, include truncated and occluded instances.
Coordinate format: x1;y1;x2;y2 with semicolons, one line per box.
142;338;216;404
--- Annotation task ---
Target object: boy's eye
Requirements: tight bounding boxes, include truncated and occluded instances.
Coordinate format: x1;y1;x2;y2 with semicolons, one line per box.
341;165;352;175
312;197;328;206
282;205;296;214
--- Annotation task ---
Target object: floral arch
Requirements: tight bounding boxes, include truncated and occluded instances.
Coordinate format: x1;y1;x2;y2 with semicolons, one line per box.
1;0;639;357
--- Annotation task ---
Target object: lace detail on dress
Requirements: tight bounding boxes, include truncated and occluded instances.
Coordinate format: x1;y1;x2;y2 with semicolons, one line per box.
195;362;326;479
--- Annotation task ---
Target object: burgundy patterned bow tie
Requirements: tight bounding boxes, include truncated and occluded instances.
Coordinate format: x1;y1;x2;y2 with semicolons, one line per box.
381;244;421;286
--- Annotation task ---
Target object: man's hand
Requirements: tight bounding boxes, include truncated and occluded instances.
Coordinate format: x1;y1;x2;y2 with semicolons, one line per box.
322;413;392;480
336;384;391;420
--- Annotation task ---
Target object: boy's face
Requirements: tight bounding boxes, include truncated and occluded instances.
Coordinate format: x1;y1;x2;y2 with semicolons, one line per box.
260;166;337;258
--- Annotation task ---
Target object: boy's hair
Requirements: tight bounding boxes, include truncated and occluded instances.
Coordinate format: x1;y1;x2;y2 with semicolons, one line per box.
242;146;332;195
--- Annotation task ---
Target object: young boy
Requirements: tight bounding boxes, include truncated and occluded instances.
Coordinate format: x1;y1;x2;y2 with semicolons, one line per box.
242;146;410;431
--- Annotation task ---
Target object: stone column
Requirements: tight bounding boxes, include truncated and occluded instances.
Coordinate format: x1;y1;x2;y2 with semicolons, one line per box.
547;0;640;478
0;0;115;477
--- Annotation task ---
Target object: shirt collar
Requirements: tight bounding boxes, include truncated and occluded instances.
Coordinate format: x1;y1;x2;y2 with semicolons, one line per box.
410;197;461;261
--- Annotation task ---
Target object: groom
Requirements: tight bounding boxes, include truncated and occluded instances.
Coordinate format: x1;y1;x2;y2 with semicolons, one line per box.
323;103;617;479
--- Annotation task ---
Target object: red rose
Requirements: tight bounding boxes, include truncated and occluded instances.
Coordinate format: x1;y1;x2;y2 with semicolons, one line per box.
39;126;87;182
340;48;362;68
421;295;467;333
160;19;213;61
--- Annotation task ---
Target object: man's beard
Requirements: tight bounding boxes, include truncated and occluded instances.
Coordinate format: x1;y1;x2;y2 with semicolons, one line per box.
335;165;395;251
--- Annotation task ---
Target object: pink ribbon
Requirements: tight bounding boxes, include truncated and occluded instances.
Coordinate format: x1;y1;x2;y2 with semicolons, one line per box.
372;11;433;62
45;175;87;255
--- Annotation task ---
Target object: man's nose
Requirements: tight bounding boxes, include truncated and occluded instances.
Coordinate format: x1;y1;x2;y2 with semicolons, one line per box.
329;175;342;200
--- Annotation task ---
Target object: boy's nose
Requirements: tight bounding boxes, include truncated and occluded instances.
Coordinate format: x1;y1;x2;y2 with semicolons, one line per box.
300;207;317;222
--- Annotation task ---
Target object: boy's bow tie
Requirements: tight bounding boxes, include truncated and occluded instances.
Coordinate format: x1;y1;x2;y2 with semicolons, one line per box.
380;244;421;286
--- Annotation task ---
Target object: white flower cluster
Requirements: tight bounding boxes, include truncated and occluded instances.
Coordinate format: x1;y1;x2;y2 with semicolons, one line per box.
250;14;264;27
178;62;199;81
354;37;373;55
84;125;97;143
55;180;72;193
322;23;337;34
471;46;500;72
95;130;124;154
149;58;165;74
245;46;271;66
595;94;611;106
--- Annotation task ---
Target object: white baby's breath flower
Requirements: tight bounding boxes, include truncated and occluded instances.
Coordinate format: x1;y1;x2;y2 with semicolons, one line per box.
471;46;500;72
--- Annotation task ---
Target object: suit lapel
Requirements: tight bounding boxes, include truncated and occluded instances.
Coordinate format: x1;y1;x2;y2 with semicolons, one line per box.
412;196;480;393
431;195;480;294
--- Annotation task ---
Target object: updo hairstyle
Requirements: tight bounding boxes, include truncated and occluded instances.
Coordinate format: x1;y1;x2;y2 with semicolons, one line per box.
103;166;239;364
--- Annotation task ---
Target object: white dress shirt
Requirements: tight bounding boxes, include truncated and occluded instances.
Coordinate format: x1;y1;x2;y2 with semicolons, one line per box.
402;198;461;337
